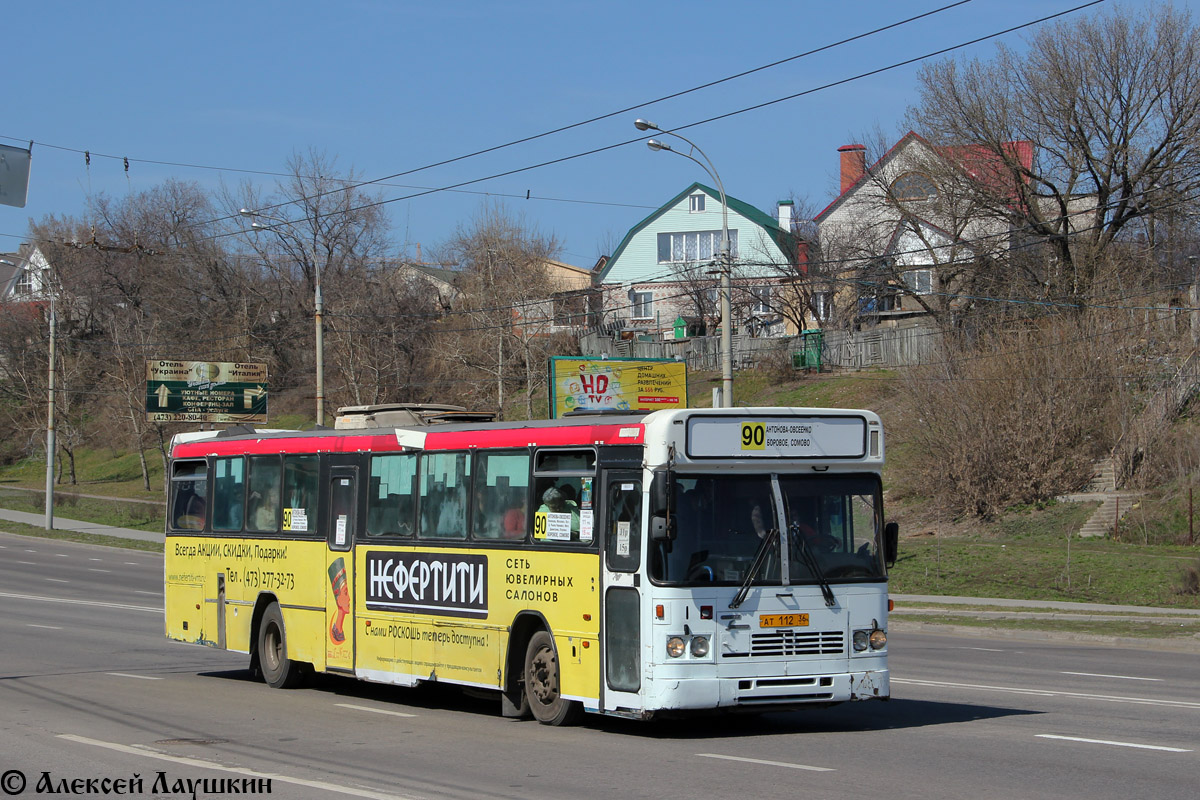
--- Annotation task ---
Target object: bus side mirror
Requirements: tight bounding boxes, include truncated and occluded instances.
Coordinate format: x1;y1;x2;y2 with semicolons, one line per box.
650;513;674;542
884;521;898;567
650;470;671;515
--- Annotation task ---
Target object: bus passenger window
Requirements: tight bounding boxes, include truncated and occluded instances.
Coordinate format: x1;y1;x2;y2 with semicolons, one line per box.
170;461;207;531
419;452;470;540
533;477;583;542
368;453;416;537
472;451;530;540
247;456;282;533
212;457;245;532
283;455;319;535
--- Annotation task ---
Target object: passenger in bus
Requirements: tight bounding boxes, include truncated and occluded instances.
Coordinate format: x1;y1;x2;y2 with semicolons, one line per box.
538;486;580;533
251;483;280;531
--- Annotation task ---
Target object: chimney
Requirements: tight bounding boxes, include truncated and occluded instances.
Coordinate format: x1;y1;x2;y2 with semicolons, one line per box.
777;200;794;232
838;144;867;194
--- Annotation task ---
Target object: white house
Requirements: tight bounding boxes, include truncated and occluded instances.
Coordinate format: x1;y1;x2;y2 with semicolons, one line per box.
597;182;804;338
0;244;52;300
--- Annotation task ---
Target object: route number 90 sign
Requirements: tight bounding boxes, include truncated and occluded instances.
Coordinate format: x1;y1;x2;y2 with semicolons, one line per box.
686;415;868;459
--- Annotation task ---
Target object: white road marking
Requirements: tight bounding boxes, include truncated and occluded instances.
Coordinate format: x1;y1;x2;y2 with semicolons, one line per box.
16;560;37;565
106;673;163;681
88;568;112;573
44;578;69;583
58;734;419;800
27;624;62;630
0;591;160;614
25;549;36;553
697;753;835;772
134;590;158;595
1061;671;1163;682
960;647;1004;652
335;703;417;718
88;558;101;561
1037;734;1191;752
55;553;69;557
894;678;1200;709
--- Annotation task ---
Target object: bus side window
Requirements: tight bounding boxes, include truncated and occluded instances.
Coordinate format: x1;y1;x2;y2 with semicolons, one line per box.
368;453;416;537
170;460;207;531
212;457;245;532
247;456;282;533
473;451;530;540
283;455;319;535
419;452;469;540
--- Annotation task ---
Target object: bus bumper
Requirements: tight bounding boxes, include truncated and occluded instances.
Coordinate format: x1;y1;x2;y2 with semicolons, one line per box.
643;668;890;712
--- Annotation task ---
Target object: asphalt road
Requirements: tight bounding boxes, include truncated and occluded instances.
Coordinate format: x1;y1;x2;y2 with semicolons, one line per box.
1;531;1197;800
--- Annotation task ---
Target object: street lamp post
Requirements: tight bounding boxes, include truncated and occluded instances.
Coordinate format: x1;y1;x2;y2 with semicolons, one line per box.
239;209;325;426
634;119;734;408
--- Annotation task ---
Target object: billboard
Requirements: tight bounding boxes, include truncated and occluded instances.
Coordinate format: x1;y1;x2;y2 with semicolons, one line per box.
547;357;687;418
146;360;268;423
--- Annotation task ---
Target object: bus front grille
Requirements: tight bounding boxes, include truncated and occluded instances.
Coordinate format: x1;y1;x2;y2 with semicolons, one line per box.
724;630;845;657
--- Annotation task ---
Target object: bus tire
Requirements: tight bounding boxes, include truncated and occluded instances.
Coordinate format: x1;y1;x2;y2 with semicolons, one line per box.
257;603;304;689
523;630;579;726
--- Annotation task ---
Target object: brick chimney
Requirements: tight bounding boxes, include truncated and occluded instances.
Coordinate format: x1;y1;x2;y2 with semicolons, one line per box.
838;144;867;194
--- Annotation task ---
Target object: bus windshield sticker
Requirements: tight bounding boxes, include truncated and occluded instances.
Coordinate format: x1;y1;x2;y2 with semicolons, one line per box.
335;515;347;545
621;483;634;491
580;509;594;543
545;512;573;541
290;508;308;532
617;521;630;556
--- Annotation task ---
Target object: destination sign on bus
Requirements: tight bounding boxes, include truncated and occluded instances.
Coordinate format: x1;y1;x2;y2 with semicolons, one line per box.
685;415;867;459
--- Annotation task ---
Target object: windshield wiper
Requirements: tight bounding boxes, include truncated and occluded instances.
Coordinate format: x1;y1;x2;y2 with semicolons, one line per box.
793;523;836;607
729;528;778;609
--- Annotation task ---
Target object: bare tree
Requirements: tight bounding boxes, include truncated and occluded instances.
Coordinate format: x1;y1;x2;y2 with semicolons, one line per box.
438;204;570;419
909;3;1200;302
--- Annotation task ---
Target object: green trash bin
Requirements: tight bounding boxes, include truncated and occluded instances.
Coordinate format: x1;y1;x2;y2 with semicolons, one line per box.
673;316;688;340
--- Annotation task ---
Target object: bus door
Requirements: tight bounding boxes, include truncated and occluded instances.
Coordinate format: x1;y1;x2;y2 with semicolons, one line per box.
325;466;357;673
600;470;643;713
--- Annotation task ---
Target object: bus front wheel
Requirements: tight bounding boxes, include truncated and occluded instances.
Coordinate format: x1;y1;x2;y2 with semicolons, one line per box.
257;603;304;689
523;631;579;726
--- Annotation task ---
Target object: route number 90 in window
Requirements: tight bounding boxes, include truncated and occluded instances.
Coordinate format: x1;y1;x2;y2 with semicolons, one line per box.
740;422;766;450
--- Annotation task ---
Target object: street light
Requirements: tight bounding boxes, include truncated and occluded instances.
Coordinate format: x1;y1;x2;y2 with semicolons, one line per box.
634;119;734;408
239;208;325;426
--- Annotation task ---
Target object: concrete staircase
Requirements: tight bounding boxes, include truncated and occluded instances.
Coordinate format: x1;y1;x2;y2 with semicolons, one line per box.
1060;458;1138;539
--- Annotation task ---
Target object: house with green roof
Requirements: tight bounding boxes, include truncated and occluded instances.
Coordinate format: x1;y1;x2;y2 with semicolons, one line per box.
596;183;806;338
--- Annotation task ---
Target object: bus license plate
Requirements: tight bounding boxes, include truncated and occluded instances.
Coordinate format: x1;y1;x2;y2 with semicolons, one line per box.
759;613;809;628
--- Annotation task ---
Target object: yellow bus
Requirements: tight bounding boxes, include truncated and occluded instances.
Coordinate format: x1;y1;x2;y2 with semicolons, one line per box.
165;406;897;724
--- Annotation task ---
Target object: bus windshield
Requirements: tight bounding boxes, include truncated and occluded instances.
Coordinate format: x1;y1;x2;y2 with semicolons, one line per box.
651;474;886;586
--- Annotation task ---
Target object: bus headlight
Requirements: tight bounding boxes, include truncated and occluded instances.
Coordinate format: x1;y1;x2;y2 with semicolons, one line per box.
666;636;686;658
690;636;710;657
852;630;869;651
869;629;887;650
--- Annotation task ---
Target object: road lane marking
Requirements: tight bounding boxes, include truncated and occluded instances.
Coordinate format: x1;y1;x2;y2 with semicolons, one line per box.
0;591;160;614
335;703;417;718
58;734;419;800
44;578;69;583
27;624;62;630
1061;671;1163;682
960;647;1004;652
697;753;834;772
55;553;69;557
88;568;113;573
16;560;37;565
106;673;163;681
134;590;158;595
1037;734;1191;752
893;678;1200;709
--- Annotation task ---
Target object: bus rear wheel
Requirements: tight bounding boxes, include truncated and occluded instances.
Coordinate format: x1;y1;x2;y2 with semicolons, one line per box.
523;631;579;726
257;603;305;689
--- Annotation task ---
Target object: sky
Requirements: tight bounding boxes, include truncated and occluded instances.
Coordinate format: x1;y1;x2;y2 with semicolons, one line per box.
0;0;1168;269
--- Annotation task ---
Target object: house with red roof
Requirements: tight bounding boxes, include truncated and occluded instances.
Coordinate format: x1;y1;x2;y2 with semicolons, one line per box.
813;131;1038;328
